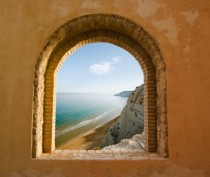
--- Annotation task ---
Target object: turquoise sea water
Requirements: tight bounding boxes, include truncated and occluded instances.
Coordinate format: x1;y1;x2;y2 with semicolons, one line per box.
55;93;128;147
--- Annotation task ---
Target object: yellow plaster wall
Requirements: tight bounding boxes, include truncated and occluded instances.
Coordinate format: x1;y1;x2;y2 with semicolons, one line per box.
0;0;210;176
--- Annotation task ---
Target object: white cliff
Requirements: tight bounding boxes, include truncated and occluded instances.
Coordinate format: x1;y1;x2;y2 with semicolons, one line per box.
103;134;145;151
101;84;144;148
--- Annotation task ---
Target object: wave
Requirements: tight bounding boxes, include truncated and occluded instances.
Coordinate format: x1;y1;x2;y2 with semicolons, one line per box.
56;110;113;136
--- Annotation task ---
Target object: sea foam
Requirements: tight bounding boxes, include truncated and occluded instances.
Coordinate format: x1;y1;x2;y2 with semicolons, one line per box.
56;110;112;136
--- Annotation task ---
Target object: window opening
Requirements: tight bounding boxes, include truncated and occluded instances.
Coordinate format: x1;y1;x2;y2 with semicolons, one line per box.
55;43;144;152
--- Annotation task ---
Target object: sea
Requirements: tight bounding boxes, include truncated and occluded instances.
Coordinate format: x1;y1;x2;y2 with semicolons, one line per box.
55;93;128;147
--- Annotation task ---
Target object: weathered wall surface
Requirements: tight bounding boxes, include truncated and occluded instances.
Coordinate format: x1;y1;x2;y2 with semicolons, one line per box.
0;0;210;176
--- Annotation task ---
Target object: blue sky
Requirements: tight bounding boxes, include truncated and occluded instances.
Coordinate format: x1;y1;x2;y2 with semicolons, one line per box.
56;42;143;94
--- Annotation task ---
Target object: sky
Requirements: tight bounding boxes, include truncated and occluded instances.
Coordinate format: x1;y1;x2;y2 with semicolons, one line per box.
56;42;143;94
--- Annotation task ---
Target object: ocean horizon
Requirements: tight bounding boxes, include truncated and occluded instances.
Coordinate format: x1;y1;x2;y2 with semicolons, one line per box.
55;93;128;147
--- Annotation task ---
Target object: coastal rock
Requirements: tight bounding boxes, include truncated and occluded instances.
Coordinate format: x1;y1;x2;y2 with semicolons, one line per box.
114;91;132;97
101;84;144;147
103;134;145;151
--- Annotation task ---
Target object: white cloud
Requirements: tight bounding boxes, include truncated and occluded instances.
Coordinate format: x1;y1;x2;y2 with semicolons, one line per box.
111;57;120;63
89;62;112;74
89;57;120;74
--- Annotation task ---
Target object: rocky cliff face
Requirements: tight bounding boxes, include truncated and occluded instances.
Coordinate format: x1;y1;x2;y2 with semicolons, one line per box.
101;84;144;147
103;134;145;151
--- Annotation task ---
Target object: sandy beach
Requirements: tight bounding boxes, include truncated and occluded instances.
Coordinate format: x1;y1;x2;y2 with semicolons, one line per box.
57;117;118;150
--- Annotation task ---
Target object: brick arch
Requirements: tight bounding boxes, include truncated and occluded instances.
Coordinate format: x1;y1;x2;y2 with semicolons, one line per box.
32;14;168;158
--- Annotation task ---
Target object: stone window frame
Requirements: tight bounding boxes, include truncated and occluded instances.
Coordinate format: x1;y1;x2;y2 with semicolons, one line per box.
32;14;168;158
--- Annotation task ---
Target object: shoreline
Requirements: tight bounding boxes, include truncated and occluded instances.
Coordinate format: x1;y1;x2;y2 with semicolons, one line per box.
57;116;119;150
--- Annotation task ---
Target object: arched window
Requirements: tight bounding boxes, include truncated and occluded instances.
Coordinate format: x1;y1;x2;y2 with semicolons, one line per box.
32;14;168;158
55;42;144;149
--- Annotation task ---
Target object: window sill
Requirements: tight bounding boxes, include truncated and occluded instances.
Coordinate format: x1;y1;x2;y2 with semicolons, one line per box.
37;150;165;160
